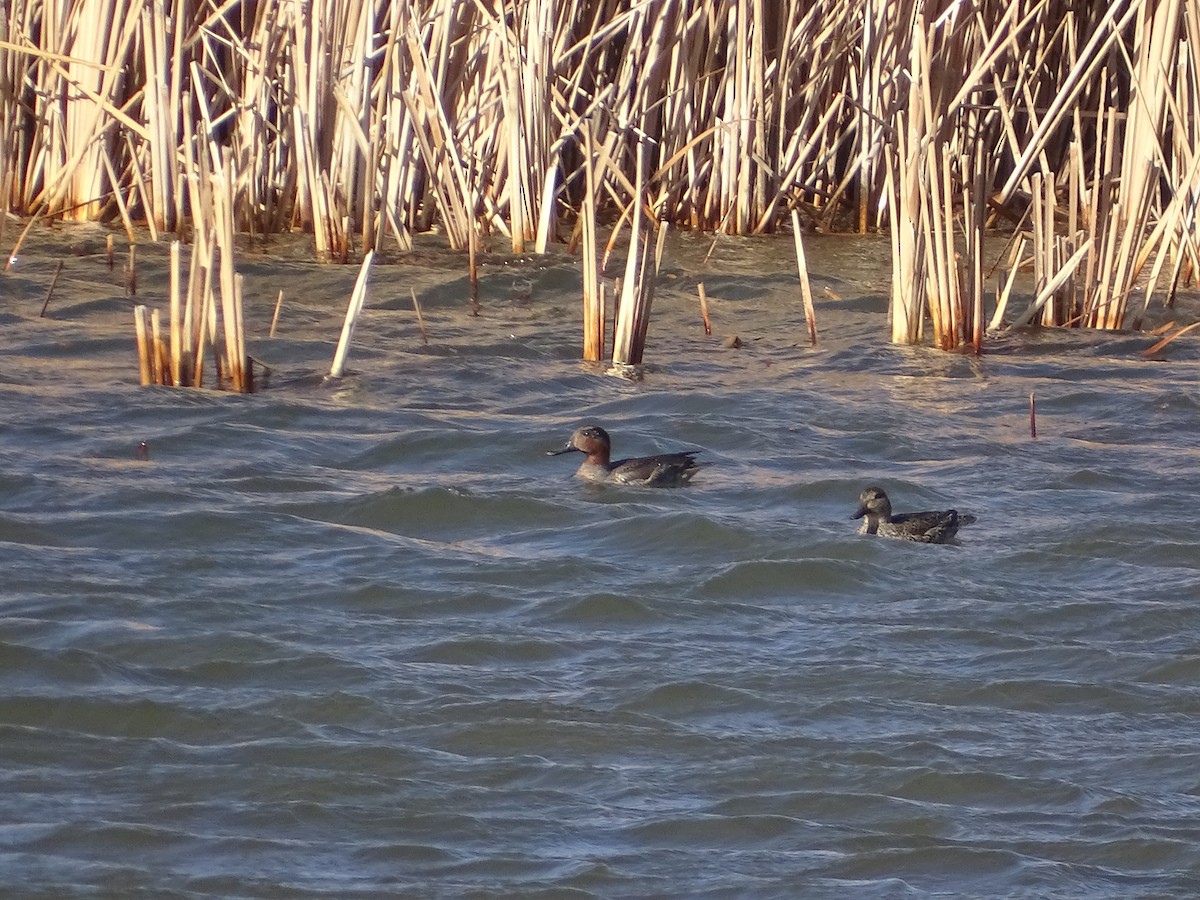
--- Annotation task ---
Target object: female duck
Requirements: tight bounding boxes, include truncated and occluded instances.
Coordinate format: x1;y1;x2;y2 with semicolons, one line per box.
548;425;702;487
852;486;975;544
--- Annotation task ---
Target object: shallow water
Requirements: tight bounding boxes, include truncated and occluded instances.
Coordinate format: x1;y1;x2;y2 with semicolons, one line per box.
4;225;1200;897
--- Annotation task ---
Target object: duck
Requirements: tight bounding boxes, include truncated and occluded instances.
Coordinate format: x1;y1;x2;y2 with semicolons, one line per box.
852;486;975;544
548;425;702;486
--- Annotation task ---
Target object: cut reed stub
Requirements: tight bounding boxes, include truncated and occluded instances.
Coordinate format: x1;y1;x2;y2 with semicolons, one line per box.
1029;392;1037;439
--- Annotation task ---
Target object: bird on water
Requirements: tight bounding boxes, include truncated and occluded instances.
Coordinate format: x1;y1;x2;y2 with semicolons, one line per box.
548;425;702;487
852;486;975;544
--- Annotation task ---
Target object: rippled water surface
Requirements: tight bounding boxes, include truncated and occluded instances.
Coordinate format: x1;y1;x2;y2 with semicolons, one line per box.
4;225;1200;897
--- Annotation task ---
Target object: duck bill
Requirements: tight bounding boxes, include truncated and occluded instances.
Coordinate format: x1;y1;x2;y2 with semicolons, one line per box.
547;443;581;457
851;505;868;520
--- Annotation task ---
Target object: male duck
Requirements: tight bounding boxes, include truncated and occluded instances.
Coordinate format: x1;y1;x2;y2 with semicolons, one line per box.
852;486;975;544
548;425;702;486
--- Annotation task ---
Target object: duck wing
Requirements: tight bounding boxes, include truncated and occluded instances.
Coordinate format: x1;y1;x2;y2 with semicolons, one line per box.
609;451;702;486
888;509;966;544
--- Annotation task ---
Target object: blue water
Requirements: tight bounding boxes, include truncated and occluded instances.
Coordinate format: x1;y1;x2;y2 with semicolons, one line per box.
3;227;1200;896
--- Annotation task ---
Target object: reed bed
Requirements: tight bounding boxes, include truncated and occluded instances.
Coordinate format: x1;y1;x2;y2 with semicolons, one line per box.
3;0;1198;357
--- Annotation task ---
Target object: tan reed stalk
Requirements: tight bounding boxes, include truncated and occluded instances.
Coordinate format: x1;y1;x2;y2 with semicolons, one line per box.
211;156;247;391
191;236;218;389
967;144;985;352
138;3;174;233
182;238;201;384
330;249;375;379
269;290;284;338
885;23;924;345
150;307;164;385
410;287;428;345
169;240;182;385
580;122;603;362
611;143;655;368
133;304;152;385
697;283;712;336
654;220;670;275
790;209;817;346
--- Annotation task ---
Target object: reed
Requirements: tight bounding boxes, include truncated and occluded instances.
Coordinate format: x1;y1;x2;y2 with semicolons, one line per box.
0;0;1195;360
580;120;604;362
790;210;817;346
38;260;63;316
329;249;374;379
610;142;656;369
269;290;284;338
410;287;429;346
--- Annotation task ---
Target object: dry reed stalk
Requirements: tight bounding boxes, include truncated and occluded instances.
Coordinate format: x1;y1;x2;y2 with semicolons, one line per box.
137;4;176;234
190;236;217;389
467;229;480;315
1142;321;1200;357
133;304;152;385
39;260;64;317
790;210;817;346
611;144;657;369
580;121;604;362
269;290;284;338
150;307;165;385
410;287;428;345
697;282;712;336
885;22;925;346
169;240;182;385
330;249;374;379
211;157;248;391
1029;392;1037;439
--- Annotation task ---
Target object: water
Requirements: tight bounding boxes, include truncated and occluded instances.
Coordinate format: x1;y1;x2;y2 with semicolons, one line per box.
4;225;1200;897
